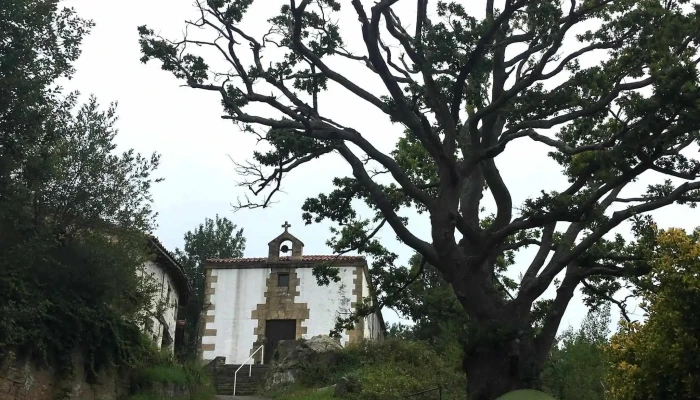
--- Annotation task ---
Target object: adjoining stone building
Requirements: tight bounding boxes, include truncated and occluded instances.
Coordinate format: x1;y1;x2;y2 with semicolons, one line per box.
142;236;191;353
199;223;386;364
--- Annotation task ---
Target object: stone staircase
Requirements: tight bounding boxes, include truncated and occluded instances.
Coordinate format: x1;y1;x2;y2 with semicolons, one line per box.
211;364;270;396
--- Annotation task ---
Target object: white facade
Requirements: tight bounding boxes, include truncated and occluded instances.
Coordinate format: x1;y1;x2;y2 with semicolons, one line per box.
202;263;378;364
141;260;182;353
362;275;383;340
200;228;384;364
139;238;190;354
201;267;268;363
295;266;356;345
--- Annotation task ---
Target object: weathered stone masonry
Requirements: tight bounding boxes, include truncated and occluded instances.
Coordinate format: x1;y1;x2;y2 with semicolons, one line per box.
249;266;310;363
347;266;365;343
199;223;386;363
199;269;217;354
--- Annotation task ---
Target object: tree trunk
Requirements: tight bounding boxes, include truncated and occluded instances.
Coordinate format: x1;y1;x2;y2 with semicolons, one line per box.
463;326;542;400
446;249;549;399
464;351;518;400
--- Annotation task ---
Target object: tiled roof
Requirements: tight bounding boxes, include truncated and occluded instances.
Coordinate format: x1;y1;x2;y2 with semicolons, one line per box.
206;255;366;264
149;236;191;301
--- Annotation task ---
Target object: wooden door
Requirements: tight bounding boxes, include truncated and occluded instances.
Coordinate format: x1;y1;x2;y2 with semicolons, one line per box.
264;319;296;364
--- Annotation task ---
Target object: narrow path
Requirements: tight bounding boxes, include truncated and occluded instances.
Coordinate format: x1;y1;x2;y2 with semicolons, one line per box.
215;396;271;400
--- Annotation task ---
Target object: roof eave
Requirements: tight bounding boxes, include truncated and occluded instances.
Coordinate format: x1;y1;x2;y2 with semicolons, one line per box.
203;258;367;269
149;237;192;301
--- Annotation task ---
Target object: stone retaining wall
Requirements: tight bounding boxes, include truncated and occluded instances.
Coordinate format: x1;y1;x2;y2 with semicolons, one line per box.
0;351;128;400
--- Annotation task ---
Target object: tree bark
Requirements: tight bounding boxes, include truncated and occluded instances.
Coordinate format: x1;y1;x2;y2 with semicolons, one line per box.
463;333;542;400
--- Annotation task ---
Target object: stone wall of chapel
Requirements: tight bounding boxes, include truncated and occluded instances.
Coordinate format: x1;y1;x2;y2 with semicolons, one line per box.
201;263;369;364
295;265;356;345
201;267;268;363
248;267;309;363
361;270;384;341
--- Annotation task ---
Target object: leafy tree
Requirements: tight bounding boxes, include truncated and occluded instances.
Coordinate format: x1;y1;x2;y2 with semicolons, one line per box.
0;94;163;375
1;0;92;198
138;1;700;398
385;253;469;371
174;215;246;359
388;255;466;339
604;227;700;400
541;305;610;400
393;253;611;398
0;0;163;376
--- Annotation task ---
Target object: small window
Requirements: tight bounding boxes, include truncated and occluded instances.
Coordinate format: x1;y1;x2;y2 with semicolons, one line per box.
277;273;290;287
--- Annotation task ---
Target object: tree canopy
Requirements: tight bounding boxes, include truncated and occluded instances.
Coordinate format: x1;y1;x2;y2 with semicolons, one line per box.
541;305;610;400
0;0;163;376
138;1;700;398
605;227;700;400
174;215;246;360
1;0;91;197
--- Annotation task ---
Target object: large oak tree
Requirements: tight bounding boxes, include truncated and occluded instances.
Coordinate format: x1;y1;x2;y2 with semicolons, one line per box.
138;0;700;398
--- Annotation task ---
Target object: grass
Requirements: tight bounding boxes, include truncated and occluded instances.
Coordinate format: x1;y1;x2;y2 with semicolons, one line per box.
133;364;189;385
127;360;216;400
122;395;190;400
269;386;335;400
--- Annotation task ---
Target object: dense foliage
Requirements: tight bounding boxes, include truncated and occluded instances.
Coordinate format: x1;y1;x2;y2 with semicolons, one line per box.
128;356;216;400
138;0;700;398
269;338;466;400
605;227;700;400
385;253;468;355
540;306;610;400
0;0;162;378
174;215;246;360
389;255;612;399
0;0;90;184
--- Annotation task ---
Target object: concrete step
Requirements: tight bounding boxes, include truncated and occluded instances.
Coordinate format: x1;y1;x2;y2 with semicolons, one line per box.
218;364;269;370
212;363;270;396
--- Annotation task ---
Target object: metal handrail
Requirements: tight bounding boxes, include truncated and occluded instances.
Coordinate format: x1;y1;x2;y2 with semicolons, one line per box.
233;344;264;397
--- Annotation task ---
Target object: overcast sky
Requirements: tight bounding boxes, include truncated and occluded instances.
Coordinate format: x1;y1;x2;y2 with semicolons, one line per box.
63;0;700;334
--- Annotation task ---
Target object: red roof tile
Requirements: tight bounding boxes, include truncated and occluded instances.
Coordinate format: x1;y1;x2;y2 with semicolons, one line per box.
206;255;366;264
149;236;191;301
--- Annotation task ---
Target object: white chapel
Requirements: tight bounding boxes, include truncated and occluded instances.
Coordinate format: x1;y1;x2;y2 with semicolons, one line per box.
198;222;385;364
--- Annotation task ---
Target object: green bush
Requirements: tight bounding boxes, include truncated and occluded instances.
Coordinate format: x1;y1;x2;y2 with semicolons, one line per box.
128;358;216;400
269;386;335;400
279;338;466;400
132;365;188;387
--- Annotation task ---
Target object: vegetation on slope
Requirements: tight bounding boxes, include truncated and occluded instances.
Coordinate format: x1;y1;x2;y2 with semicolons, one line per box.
0;0;163;379
268;338;465;400
604;228;700;399
0;6;211;400
126;354;216;400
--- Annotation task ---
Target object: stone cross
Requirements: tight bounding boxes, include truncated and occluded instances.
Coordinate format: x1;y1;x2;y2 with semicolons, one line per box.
282;221;291;231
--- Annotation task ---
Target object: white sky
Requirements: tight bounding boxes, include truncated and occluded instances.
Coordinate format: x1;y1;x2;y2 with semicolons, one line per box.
63;0;700;335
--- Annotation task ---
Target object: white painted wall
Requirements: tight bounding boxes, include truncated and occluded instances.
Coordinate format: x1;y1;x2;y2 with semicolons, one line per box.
296;266;356;345
204;264;382;363
361;273;384;340
364;311;384;340
141;260;181;353
202;267;269;363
